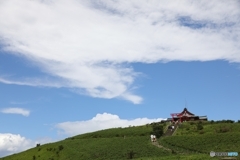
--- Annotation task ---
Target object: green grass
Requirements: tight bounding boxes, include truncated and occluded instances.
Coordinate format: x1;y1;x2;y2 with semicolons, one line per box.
175;122;240;136
135;154;221;160
160;133;240;153
1;121;240;160
72;125;154;139
159;121;240;159
1;125;171;160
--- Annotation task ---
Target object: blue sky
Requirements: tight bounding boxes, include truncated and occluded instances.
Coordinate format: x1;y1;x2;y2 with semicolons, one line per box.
0;0;240;157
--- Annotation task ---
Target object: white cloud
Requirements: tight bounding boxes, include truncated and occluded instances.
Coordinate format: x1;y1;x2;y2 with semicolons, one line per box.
0;133;53;158
0;133;32;157
1;108;30;117
0;0;239;103
56;113;166;136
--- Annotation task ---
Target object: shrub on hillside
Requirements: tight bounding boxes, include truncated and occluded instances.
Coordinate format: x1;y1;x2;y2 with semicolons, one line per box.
190;121;195;125
140;133;145;136
215;125;231;133
160;120;166;124
58;145;64;151
171;149;177;154
126;150;136;159
92;134;101;138
151;124;163;138
197;123;203;130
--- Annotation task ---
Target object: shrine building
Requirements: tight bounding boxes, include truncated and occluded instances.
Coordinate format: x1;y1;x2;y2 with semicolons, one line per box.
167;108;207;122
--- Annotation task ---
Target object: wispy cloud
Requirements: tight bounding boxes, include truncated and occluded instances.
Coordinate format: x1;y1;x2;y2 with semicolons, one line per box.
10;101;30;105
0;77;65;88
0;0;239;103
56;113;166;136
1;108;30;117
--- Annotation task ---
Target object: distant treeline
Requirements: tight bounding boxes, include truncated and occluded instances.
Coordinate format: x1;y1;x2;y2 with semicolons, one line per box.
209;119;240;123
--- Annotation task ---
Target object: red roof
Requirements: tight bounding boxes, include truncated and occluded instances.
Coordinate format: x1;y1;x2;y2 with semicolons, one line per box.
177;108;195;117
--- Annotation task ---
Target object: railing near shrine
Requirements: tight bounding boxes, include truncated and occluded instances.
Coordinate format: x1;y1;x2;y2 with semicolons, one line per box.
172;124;179;136
164;122;171;133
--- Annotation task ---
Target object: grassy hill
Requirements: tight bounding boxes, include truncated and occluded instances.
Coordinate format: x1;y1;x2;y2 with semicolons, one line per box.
160;121;240;159
1;121;240;160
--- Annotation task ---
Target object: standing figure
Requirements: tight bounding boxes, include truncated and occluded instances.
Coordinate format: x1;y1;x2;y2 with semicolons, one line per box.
153;135;156;142
150;135;154;142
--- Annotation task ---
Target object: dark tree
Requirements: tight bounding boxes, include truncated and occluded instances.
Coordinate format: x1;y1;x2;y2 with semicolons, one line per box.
127;150;136;159
152;124;163;138
197;123;203;130
58;145;64;151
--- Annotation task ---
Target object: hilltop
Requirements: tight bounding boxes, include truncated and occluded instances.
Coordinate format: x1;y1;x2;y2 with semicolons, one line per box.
1;120;240;160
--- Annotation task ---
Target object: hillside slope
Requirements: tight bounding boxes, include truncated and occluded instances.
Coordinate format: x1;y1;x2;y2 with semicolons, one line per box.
1;121;240;160
1;125;171;160
159;121;240;159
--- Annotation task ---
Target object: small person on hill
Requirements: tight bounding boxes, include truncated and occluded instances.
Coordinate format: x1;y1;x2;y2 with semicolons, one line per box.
153;135;156;142
150;135;154;142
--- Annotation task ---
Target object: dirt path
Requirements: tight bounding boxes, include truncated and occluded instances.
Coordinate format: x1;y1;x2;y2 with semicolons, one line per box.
152;141;172;152
151;123;179;152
